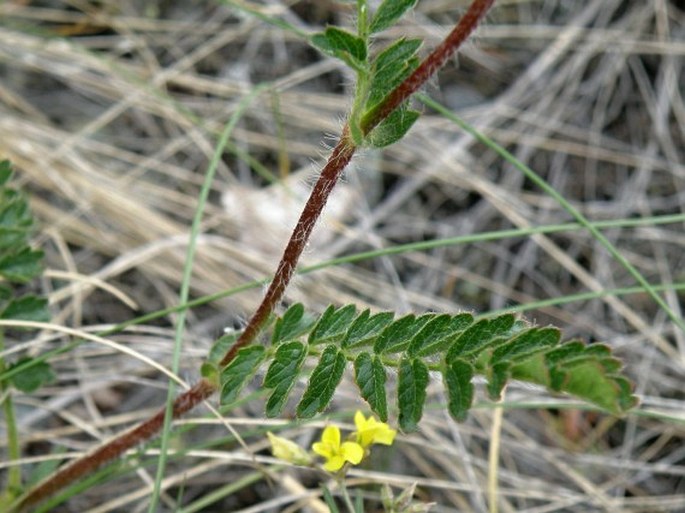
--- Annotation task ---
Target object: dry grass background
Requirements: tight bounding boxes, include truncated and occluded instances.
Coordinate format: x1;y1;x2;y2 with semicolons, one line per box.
1;0;685;511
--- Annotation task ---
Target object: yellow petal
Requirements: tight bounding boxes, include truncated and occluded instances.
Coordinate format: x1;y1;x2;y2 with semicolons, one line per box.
372;424;396;445
354;410;367;431
321;425;341;447
341;442;364;465
312;441;332;458
323;455;345;472
354;413;397;447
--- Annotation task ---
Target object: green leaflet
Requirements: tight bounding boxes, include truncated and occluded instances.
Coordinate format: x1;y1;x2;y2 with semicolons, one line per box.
373;38;422;77
397;357;428;432
263;340;307;417
509;341;638;414
8;358;55;393
272;303;316;344
207;332;238;365
219;345;265;405
0;295;49;322
366;39;421;109
354;352;388;421
485;327;560;400
0;160;11;185
0;191;30;232
343;310;394;349
367;106;420;148
447;314;517;360
407;312;474;357
370;0;419;34
374;312;436;353
308;304;358;345
297;344;347;418
443;358;474;422
0;247;44;283
311;27;367;70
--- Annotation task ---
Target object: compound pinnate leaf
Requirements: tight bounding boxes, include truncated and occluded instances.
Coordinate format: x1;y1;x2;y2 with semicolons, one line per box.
367;106;420;148
354;352;388;421
219;345;265;405
0;295;49;322
311;27;367;69
272;303;316;344
308;304;357;345
443;358;474;422
397;357;428;432
260;304;636;424
343;310;394;349
263;340;307;417
297;344;347;418
447;314;517;360
8;358;55;393
369;0;419;34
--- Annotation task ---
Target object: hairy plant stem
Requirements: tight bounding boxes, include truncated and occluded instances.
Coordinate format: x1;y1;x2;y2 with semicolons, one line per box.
15;378;217;511
220;126;356;367
15;1;494;509
222;0;495;365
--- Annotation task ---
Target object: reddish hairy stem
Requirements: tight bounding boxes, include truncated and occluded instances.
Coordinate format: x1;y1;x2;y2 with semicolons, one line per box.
361;0;495;134
16;1;495;509
219;127;356;367
16;379;217;512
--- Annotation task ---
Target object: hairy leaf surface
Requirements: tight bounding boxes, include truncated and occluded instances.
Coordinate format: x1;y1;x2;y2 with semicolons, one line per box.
220;346;265;404
397;357;428;431
263;340;308;417
370;0;419;33
297;344;347;418
354;352;388;421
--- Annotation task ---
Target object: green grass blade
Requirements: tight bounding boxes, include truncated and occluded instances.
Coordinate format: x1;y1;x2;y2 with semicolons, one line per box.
148;83;269;512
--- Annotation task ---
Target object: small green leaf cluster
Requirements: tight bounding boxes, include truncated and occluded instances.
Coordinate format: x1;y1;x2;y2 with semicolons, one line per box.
0;160;52;392
311;0;422;147
210;303;637;432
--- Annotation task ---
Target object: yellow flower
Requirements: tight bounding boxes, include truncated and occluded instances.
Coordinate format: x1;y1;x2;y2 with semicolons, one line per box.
267;432;312;466
353;410;397;448
312;425;364;472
